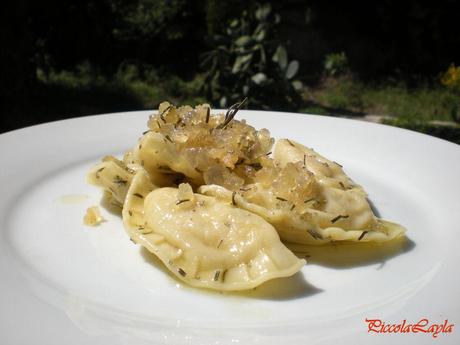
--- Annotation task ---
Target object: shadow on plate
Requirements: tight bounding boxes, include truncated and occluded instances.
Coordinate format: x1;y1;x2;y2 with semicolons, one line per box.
287;236;415;270
139;247;322;301
233;273;323;301
100;192;123;216
367;198;381;218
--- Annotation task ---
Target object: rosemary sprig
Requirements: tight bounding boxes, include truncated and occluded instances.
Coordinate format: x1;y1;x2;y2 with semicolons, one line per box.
221;269;227;283
308;229;323;240
286;139;295;147
177;267;187;277
159;105;173;123
331;214;349;223
205;107;210;124
164;134;174;143
113;175;128;186
358;231;368;241
216;98;247;129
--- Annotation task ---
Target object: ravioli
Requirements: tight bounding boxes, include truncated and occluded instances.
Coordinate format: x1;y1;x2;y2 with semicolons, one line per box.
87;156;136;207
199;139;406;245
123;101;274;191
87;101;407;292
130;131;203;186
122;172;305;291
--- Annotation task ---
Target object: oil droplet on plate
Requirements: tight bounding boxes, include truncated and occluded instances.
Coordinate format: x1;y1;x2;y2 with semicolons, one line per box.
58;194;89;204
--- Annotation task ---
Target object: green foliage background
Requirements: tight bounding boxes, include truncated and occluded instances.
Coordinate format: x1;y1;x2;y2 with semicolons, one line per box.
1;0;460;143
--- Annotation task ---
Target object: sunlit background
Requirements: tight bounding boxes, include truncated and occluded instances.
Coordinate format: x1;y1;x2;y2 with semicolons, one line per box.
2;0;460;143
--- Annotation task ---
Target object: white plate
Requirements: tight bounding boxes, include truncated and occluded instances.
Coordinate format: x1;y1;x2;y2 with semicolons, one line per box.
1;111;459;345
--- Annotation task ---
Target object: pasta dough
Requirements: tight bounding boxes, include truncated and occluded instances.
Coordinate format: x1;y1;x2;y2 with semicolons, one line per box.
199;139;405;245
131;131;202;186
87;101;406;291
124;101;274;191
87;156;136;207
122;173;305;291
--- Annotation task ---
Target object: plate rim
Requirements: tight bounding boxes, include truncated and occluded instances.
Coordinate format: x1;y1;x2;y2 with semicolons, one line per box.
1;110;459;345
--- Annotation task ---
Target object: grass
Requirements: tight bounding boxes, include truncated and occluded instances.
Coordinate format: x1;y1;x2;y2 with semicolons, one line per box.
300;75;460;144
3;66;459;144
303;76;460;122
39;63;207;110
1;64;206;133
382;117;460;144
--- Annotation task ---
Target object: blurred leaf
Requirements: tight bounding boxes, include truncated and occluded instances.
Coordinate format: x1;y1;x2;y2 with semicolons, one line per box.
230;19;239;28
273;46;288;70
200;2;303;111
220;96;227;108
291;80;303;91
232;54;252;73
251;72;268;85
231;93;241;101
254;28;266;42
235;35;253;47
259;45;266;65
286;60;299;79
255;3;271;21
